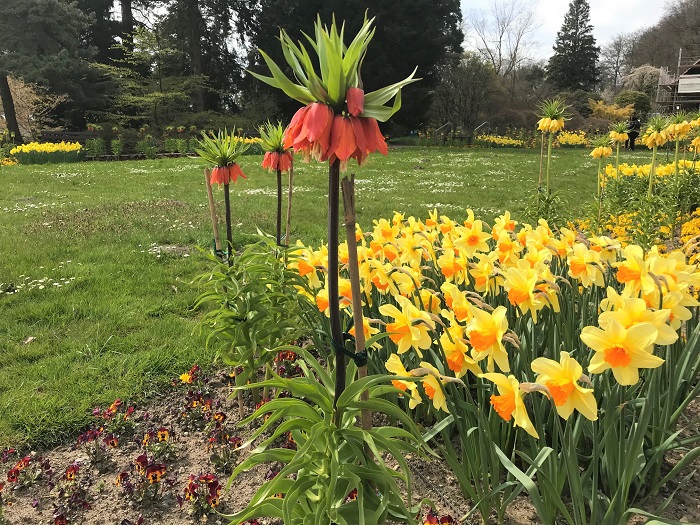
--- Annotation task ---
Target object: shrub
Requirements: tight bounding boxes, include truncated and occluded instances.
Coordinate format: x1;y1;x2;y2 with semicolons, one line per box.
614;90;651;119
85;138;106;157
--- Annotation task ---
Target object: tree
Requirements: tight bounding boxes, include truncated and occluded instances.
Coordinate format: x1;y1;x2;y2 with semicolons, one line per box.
626;0;700;68
244;0;463;130
620;65;660;102
599;33;634;94
546;0;600;92
0;0;111;130
430;53;496;135
466;0;538;98
77;0;121;64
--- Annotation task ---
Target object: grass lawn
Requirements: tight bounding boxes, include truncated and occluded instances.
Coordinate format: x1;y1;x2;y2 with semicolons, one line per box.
0;145;654;448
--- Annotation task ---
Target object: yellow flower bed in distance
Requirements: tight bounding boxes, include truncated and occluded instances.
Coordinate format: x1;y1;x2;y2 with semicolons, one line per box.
604;160;700;180
556;130;588;147
474;134;525;148
289;209;700;435
10;141;82;155
10;141;85;165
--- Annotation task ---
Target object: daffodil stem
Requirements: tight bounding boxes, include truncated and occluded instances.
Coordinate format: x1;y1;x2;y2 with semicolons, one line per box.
276;168;282;246
328;159;345;418
224;183;233;266
545;133;554;194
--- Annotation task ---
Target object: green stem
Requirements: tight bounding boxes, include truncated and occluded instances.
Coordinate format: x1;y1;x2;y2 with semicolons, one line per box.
648;145;658;200
597;157;603;233
546;133;554;194
224;183;233;266
328;159;344;423
276;168;282;246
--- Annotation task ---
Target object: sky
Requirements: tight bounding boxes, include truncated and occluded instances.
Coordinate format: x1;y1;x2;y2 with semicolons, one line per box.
461;0;669;61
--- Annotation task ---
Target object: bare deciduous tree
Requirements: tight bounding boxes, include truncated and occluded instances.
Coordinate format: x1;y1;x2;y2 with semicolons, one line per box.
599;33;634;94
466;0;539;79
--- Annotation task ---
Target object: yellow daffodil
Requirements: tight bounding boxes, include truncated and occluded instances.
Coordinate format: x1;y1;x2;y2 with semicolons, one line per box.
379;295;435;356
481;373;539;438
531;352;597;421
580;318;662;385
466;305;510;372
440;282;471;322
419;288;442;315
385;354;422;408
598;293;678;346
453;220;491;258
494;230;522;266
470;252;502;295
439;315;481;378
437;248;468;284
503;259;542;322
419;361;449;413
567;243;604;288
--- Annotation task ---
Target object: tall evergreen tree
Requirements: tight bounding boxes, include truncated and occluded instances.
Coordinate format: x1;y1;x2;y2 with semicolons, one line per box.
244;0;463;130
546;0;600;92
0;0;108;131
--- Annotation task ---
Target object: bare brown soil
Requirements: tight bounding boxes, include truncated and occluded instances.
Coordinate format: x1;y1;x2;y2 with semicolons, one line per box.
2;370;698;525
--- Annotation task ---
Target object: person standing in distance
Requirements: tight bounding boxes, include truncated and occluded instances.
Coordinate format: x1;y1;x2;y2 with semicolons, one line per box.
626;114;641;150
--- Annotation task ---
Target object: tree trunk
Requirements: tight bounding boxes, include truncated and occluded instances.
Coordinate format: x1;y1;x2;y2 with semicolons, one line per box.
120;0;134;53
0;74;23;144
183;0;205;112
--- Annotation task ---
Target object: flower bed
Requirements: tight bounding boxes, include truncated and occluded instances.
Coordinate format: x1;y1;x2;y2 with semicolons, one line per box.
10;142;84;165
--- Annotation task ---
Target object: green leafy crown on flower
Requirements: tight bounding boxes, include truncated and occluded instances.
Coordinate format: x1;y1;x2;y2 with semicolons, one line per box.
537;97;571;121
669;111;689;125
611;121;629;134
195;129;250;168
591;135;613;148
258;121;288;154
645;115;671;133
248;14;419;121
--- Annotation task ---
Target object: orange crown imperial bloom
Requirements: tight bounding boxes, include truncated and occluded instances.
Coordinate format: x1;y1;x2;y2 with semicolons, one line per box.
261;150;294;173
251;15;418;170
210;164;247;187
346;87;365;117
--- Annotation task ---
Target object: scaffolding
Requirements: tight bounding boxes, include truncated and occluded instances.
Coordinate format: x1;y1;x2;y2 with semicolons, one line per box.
656;49;700;113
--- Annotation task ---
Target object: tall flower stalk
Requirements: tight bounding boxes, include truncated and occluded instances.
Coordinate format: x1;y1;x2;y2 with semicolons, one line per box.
590;135;613;233
195;130;249;264
259;121;294;246
666;112;690;182
642;116;670;200
537;98;570;195
251;14;418;410
609;121;628;179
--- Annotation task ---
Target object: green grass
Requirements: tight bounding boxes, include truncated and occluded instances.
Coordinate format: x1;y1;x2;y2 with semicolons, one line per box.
0;146;654;448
